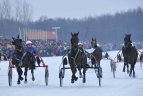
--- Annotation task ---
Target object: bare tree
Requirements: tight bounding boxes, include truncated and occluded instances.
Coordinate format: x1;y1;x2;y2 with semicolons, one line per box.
39;16;48;22
0;0;11;20
0;3;2;19
15;0;23;21
15;0;33;23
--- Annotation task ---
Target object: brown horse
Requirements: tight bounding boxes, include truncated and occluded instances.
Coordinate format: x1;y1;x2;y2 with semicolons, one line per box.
140;52;143;61
68;32;87;83
90;38;102;69
122;34;138;77
139;52;143;69
22;50;36;83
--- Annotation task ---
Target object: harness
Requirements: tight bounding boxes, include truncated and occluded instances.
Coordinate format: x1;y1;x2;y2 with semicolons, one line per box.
86;48;99;66
69;47;84;67
70;48;80;66
13;49;24;66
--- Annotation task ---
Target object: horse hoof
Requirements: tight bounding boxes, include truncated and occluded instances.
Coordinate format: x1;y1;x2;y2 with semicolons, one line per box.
97;75;100;78
83;78;86;83
24;79;27;84
19;77;23;81
32;77;35;81
79;75;83;78
74;77;78;81
100;74;102;78
24;80;27;84
17;80;21;84
133;74;136;78
127;71;130;74
71;79;74;83
97;74;102;78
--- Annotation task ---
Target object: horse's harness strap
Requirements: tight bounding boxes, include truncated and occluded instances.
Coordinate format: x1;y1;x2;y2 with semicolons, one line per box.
14;52;28;66
14;57;23;66
71;49;80;66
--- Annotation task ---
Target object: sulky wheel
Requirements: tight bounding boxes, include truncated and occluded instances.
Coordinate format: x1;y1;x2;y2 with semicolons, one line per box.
98;77;101;87
112;64;116;78
8;68;12;87
140;61;143;70
113;69;116;78
110;60;116;78
59;68;65;87
45;67;49;86
97;67;102;87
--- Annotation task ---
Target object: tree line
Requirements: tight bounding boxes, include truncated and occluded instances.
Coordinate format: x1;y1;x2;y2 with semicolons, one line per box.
0;0;143;45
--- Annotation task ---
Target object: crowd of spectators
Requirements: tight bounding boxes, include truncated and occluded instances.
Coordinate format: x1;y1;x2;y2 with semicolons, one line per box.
1;38;142;61
0;38;91;60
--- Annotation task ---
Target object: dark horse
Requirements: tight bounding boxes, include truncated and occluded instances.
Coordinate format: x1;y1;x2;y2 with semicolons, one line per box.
11;35;24;84
91;38;102;68
122;34;138;77
22;50;36;83
139;52;143;69
68;32;87;83
140;52;143;62
11;35;36;84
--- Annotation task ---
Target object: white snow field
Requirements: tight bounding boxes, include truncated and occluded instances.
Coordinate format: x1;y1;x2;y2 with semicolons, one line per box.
0;50;143;96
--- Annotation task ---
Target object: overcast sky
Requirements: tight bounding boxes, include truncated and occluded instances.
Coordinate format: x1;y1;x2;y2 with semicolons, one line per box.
28;0;143;20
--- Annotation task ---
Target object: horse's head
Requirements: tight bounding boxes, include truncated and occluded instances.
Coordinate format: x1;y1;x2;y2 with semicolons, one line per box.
124;34;132;47
12;35;23;50
91;38;97;48
71;32;79;48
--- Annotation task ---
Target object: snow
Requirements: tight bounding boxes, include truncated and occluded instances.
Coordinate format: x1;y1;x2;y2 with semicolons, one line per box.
0;50;143;96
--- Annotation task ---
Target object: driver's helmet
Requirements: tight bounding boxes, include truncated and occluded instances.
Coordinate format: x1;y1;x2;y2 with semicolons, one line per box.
97;43;100;47
26;41;32;45
78;42;83;45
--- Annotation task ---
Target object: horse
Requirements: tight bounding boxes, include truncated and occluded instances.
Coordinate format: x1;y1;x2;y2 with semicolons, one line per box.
11;35;24;84
90;38;102;69
11;35;37;84
122;34;138;77
68;32;87;83
22;50;36;83
139;52;143;69
140;52;143;61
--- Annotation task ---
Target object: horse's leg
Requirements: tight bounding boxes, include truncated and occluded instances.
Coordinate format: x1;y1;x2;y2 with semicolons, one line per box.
82;64;86;83
140;61;142;69
24;67;28;83
127;63;129;73
70;64;77;83
77;65;82;78
96;63;102;78
132;64;135;77
91;57;96;67
123;62;126;72
16;66;23;84
110;63;113;72
31;69;35;81
129;64;133;77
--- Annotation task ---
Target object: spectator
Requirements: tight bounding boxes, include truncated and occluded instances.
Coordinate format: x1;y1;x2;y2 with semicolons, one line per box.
105;52;109;59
